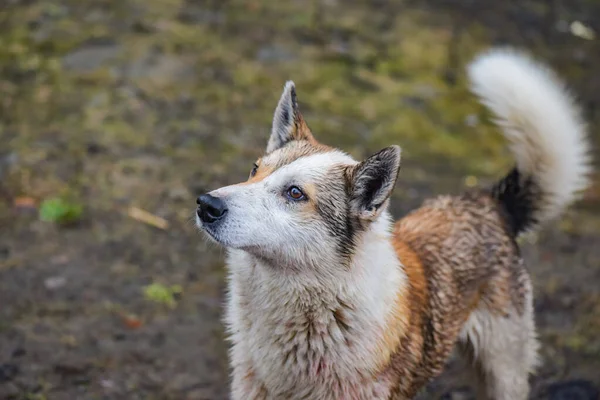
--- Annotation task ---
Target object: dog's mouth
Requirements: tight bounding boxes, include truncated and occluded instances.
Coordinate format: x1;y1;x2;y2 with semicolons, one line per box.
195;215;223;244
202;226;219;242
195;211;259;252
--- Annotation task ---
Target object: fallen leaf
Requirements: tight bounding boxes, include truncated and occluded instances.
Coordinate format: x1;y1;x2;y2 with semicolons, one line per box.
570;21;596;40
13;196;36;209
121;313;143;329
128;207;169;230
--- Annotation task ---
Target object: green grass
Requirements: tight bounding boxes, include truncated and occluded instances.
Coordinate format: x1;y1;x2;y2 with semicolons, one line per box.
143;283;183;308
39;197;83;224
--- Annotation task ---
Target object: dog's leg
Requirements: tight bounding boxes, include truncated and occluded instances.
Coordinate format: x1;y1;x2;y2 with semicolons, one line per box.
459;276;539;400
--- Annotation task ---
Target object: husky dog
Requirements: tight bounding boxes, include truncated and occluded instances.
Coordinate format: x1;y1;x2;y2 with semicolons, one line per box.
195;49;591;400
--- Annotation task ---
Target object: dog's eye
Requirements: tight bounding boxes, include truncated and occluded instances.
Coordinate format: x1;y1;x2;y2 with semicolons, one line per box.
286;186;305;201
250;163;258;178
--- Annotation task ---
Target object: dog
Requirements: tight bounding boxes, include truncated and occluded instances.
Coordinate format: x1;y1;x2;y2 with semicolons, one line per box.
195;48;591;399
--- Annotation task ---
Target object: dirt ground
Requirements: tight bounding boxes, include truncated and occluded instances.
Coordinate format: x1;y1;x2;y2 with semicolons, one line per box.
1;0;599;399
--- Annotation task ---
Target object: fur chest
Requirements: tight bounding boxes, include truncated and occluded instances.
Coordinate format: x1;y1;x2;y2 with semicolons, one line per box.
225;250;406;399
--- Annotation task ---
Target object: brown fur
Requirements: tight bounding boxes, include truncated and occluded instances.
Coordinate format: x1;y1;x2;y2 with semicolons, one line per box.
375;256;411;371
291;113;317;144
369;192;530;398
246;163;274;184
374;240;427;379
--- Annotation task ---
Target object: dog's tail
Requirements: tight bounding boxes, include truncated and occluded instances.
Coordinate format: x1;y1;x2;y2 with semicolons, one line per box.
468;48;591;237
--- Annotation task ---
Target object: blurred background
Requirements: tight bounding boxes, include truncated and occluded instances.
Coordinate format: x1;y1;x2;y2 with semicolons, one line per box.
0;0;599;399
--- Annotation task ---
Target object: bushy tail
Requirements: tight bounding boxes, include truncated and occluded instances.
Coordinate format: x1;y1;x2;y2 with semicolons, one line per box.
468;48;592;236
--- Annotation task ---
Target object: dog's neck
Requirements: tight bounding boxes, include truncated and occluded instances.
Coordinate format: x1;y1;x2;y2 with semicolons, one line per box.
225;212;409;397
227;212;405;306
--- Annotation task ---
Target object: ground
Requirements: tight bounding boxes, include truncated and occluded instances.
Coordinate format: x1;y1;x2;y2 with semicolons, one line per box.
0;0;599;399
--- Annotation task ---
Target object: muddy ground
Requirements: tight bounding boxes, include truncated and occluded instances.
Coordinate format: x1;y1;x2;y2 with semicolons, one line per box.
1;0;599;399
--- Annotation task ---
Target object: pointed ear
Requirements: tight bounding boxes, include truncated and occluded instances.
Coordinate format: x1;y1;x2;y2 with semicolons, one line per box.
348;146;401;220
267;81;315;153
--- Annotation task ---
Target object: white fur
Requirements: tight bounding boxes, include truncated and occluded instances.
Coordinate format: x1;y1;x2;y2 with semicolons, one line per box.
468;48;592;228
459;277;539;400
226;212;405;399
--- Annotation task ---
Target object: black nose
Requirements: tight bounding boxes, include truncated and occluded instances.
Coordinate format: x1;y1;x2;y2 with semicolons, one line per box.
197;194;228;223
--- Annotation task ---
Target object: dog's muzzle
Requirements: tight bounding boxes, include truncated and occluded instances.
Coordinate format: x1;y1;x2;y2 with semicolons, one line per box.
196;194;228;224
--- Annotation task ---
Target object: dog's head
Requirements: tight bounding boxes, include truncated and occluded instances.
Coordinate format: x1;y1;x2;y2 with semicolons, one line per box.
196;82;401;269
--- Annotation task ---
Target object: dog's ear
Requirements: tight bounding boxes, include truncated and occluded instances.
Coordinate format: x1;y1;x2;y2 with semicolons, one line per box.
267;81;315;153
348;146;401;220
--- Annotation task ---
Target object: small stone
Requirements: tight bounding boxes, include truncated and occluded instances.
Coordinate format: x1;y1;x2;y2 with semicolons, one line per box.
100;378;116;391
44;276;67;290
